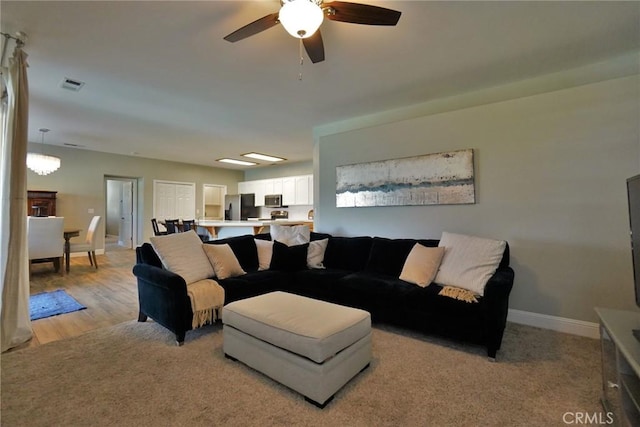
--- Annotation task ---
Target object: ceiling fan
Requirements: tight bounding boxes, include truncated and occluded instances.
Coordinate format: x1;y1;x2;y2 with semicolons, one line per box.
223;0;402;64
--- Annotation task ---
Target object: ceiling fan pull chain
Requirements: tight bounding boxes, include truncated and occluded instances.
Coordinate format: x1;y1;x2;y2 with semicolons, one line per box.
298;38;304;81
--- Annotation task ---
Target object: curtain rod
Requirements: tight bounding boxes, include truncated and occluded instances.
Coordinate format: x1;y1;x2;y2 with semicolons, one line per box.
0;32;26;71
0;32;26;47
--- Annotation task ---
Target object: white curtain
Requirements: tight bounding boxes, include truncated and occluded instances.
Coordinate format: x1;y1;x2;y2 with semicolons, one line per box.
0;44;32;352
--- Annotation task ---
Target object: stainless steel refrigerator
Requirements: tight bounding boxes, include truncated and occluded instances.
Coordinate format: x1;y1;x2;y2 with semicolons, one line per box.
224;194;258;221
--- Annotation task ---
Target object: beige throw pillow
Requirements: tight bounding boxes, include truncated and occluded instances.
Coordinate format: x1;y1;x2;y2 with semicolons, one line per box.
434;232;506;296
202;243;246;280
307;238;328;269
399;244;445;287
270;224;310;246
254;239;274;271
150;231;214;285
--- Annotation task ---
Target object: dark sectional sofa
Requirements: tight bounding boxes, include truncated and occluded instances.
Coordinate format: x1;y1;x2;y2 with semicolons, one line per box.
133;232;515;359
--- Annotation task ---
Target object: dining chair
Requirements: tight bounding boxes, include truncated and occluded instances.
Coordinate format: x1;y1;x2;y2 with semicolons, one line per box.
69;215;102;269
164;219;180;234
181;219;208;241
182;219;196;232
151;218;167;236
27;216;65;274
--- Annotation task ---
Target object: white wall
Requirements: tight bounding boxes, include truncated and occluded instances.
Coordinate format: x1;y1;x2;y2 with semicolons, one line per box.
315;74;640;323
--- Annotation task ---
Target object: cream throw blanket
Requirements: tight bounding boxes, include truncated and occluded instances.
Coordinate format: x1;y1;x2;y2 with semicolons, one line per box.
187;279;225;329
438;285;479;303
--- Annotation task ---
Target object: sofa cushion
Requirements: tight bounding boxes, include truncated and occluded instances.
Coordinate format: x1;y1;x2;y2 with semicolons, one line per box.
217;270;287;304
311;231;332;241
206;235;259;272
270;224;310;246
365;237;439;277
202;243;246;280
270;241;309;271
399;244;445;287
289;268;353;301
150;231;215;284
254;239;273;271
323;236;373;271
307;238;328;269
434;232;506;296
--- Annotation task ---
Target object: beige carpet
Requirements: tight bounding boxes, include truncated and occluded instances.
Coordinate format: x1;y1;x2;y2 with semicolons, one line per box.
1;320;603;426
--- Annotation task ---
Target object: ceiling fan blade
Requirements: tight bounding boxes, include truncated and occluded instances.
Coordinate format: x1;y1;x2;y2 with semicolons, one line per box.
223;12;280;42
303;30;325;63
325;1;401;26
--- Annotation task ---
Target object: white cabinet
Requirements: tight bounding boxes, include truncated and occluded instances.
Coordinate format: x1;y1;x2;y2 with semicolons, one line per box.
264;178;283;196
295;176;311;205
240;175;313;207
240;181;264;206
282;177;296;206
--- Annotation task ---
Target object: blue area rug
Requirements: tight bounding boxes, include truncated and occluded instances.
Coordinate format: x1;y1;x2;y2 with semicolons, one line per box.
30;289;86;321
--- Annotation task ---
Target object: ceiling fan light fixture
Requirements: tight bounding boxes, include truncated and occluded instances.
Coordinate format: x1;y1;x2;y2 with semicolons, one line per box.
279;0;324;39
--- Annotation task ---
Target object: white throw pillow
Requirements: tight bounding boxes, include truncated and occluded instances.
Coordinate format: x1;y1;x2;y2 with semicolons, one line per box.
307;238;329;269
202;244;246;280
254;239;274;271
150;231;214;285
399;244;445;287
270;224;310;246
434;232;506;296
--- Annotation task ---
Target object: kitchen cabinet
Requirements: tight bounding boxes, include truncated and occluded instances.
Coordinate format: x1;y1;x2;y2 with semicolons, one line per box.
239;175;313;207
295;176;310;205
239;180;264;206
282;177;296;206
264;178;283;197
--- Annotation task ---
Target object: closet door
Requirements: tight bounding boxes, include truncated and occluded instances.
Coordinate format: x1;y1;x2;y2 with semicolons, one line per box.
153;180;195;222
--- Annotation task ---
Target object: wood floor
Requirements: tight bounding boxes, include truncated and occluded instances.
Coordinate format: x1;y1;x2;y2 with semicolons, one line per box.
10;243;139;352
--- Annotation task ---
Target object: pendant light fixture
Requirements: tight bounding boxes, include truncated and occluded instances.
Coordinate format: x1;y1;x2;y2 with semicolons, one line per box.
27;128;61;176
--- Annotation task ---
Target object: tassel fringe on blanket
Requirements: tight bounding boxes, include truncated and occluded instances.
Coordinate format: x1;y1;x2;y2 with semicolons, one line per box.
438;286;479;303
187;279;225;329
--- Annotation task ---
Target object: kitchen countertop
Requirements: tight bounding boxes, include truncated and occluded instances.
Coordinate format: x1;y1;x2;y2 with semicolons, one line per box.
196;219;313;237
197;220;312;227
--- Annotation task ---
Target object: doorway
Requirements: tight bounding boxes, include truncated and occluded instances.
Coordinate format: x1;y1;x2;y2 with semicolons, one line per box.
105;177;139;250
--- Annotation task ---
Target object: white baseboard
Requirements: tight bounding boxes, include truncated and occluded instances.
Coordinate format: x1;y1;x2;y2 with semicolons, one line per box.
507;309;600;339
69;249;105;257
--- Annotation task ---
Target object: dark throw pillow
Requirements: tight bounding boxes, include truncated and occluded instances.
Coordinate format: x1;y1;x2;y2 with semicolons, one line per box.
270;240;309;272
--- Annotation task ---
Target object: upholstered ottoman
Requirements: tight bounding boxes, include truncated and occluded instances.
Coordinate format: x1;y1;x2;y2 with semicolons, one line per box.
222;291;372;408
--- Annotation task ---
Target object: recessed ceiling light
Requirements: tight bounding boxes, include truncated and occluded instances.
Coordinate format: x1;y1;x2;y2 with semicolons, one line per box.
242;152;286;162
217;158;257;166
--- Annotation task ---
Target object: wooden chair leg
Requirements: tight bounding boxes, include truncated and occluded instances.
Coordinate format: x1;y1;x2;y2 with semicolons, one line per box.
53;257;62;274
92;251;98;269
87;251;93;267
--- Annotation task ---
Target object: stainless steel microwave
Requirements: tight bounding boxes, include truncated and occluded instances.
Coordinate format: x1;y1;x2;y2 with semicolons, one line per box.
264;194;283;207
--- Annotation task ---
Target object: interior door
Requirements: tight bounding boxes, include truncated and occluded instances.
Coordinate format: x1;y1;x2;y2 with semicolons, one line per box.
120;180;133;248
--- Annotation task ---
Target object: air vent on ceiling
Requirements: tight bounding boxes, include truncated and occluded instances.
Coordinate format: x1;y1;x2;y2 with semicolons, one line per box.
63;142;84;148
60;77;85;92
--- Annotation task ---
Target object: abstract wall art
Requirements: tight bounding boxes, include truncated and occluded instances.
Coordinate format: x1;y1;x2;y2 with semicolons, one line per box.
336;149;475;208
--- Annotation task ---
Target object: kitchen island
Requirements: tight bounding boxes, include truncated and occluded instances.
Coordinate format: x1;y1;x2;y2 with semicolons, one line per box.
197;220;313;239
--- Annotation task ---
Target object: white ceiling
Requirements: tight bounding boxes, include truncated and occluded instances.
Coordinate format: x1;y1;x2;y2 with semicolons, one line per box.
2;1;639;169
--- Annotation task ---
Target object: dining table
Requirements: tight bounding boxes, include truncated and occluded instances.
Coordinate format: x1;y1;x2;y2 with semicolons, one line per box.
63;228;80;273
